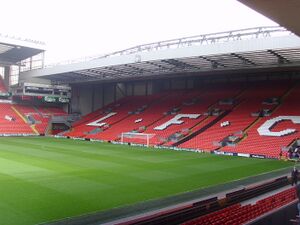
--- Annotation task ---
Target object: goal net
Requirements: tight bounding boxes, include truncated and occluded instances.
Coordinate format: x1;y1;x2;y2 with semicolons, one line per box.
121;132;155;147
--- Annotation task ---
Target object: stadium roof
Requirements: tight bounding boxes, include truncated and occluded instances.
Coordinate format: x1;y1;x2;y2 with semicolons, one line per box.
0;33;45;66
20;26;300;84
238;0;300;37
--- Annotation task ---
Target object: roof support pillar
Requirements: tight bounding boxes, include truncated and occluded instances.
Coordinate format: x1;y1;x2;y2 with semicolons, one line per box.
4;66;10;88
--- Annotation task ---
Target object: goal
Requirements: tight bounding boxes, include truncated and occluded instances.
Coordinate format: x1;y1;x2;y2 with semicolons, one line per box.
120;132;155;147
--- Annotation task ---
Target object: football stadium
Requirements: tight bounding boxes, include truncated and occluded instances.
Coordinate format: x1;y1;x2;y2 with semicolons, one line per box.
1;1;300;225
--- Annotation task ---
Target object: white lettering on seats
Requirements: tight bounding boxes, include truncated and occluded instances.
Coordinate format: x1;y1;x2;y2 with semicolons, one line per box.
257;116;300;137
154;114;200;130
135;118;143;123
87;112;117;127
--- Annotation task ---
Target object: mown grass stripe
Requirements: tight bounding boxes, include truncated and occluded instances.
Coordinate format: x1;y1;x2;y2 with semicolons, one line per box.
0;137;293;225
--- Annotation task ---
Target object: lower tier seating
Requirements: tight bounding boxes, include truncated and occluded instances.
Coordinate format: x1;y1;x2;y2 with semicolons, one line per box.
0;103;66;135
183;187;296;225
0;103;34;134
64;81;300;158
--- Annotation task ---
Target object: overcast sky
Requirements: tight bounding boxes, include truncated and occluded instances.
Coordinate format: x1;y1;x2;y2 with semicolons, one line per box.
0;0;277;64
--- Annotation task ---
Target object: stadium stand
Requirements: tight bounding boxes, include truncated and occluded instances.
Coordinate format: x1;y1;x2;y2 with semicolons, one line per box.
231;83;300;158
67;84;243;143
0;103;34;134
183;188;296;225
0;103;66;135
32;106;67;134
64;80;300;159
65;95;162;138
142;84;242;146
117;175;295;225
179;81;291;155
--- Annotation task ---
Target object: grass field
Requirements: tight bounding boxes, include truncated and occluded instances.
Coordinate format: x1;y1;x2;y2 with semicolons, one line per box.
0;137;293;225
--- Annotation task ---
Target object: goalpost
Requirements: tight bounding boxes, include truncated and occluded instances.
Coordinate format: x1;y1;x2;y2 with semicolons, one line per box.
121;132;155;147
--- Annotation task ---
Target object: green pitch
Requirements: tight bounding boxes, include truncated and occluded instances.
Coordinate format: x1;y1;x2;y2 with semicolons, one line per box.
0;137;292;225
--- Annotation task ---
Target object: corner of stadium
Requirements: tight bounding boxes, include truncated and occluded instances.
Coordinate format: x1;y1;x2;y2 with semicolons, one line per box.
1;1;300;225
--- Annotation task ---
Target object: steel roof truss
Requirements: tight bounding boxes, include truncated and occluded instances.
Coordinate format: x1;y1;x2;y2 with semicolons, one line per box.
230;53;256;66
199;56;226;69
267;50;291;64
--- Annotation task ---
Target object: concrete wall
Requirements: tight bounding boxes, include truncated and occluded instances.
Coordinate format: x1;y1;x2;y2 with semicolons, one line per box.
103;84;115;106
133;82;147;96
71;83;120;116
116;83;126;100
62;77;199;116
93;85;104;111
125;82;149;96
171;78;186;90
71;81;153;115
126;83;134;96
70;71;300;116
78;86;93;115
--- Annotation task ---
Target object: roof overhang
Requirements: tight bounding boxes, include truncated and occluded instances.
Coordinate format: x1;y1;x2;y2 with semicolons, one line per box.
0;33;45;66
238;0;300;37
20;27;300;84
